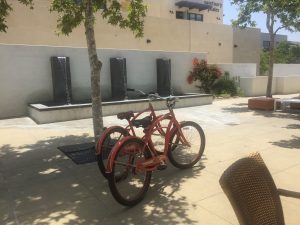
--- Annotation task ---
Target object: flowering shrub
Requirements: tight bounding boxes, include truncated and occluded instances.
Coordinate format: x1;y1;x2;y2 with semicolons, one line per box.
187;58;223;93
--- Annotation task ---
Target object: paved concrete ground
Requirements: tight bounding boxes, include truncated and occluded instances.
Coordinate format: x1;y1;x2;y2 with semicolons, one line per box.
0;94;300;225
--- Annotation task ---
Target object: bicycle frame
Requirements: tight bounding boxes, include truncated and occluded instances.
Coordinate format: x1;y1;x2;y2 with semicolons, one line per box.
96;100;163;155
106;104;191;173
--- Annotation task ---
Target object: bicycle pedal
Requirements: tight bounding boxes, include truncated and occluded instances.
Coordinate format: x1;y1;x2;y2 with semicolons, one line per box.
157;163;167;171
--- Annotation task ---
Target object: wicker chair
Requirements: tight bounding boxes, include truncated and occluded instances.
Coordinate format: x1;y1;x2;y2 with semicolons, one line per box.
219;152;300;225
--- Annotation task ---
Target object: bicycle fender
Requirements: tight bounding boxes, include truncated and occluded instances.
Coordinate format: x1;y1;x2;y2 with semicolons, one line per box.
95;126;125;155
106;136;144;173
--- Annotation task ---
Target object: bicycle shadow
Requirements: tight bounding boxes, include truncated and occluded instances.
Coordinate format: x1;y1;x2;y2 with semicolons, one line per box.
0;133;208;225
112;161;207;225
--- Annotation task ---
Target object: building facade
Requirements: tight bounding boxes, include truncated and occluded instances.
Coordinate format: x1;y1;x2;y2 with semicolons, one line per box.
261;32;288;50
0;0;260;65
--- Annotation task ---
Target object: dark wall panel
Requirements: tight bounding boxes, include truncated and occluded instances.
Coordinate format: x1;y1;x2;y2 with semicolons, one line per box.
157;58;171;97
50;56;72;104
110;58;127;100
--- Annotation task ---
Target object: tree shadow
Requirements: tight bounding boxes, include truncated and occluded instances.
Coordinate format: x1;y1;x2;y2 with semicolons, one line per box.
221;105;252;114
221;103;300;121
270;135;300;150
284;124;300;129
0;134;207;225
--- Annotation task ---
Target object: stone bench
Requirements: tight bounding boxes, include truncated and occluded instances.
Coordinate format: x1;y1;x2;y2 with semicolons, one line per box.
248;97;275;110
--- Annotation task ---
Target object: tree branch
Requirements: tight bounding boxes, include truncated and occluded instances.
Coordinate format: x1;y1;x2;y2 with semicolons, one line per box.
274;26;285;34
266;13;271;33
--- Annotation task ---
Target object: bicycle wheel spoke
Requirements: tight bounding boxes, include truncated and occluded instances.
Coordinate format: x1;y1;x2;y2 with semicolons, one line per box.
168;121;205;169
108;138;152;206
97;127;129;179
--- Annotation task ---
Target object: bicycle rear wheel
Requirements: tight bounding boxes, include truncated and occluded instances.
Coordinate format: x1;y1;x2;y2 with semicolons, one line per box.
97;127;129;179
168;121;205;169
108;138;152;206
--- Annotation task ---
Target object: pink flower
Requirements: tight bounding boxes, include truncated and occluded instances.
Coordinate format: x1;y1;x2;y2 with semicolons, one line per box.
187;74;194;84
192;58;199;66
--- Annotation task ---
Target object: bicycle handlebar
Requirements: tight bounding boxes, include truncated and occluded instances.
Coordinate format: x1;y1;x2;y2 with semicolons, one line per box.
127;88;178;109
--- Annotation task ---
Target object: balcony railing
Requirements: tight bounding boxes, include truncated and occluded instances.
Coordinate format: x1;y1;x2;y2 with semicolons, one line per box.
175;0;212;11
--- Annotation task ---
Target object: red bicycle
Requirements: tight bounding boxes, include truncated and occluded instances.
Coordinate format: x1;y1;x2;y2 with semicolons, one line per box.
106;95;205;206
96;89;170;179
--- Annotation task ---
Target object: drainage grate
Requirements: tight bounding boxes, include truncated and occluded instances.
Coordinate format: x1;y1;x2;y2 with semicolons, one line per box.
58;142;96;165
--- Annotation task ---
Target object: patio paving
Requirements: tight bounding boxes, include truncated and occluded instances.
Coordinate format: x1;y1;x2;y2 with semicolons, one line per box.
0;94;300;225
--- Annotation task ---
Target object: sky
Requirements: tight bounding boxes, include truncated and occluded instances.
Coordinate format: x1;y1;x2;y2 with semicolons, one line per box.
223;1;300;42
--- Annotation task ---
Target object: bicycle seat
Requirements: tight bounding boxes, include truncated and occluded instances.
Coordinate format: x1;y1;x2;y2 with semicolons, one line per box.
132;116;152;128
117;111;134;120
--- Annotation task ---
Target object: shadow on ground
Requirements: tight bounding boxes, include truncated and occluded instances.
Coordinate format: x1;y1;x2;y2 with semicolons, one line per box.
284;124;300;129
270;136;300;150
0;134;206;225
221;103;300;120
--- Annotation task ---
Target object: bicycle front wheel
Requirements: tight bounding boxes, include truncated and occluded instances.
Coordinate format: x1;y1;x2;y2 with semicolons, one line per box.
97;127;129;179
108;138;152;206
168;121;205;169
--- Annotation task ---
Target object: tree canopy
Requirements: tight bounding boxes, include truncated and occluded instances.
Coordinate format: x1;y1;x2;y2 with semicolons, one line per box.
260;42;300;74
50;0;147;37
0;0;33;32
232;0;300;97
231;0;300;34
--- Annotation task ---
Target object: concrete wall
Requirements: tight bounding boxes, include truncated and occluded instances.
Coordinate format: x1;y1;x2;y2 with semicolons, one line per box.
276;76;300;94
273;64;300;77
233;27;261;75
0;0;258;64
191;22;233;63
0;44;206;119
240;77;277;97
216;63;256;78
240;76;300;97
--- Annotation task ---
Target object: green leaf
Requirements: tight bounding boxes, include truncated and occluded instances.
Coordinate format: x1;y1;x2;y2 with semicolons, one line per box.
0;0;33;33
50;0;147;38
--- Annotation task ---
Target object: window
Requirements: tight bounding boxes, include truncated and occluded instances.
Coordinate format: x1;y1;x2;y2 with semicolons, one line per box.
176;11;203;22
263;41;271;49
188;13;203;22
176;11;184;19
189;13;196;21
195;14;203;21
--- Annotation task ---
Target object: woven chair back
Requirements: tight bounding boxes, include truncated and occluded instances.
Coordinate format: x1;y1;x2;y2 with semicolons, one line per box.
219;153;285;225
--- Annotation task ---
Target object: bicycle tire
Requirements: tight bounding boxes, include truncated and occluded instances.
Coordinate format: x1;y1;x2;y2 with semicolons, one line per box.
108;138;152;206
168;121;205;169
97;126;129;179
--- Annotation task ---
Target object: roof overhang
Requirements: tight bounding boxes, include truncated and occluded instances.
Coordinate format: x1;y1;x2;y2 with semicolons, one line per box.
175;1;212;11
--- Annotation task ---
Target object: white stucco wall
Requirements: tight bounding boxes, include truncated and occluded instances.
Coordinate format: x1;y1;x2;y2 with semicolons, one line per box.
0;44;206;118
216;63;256;78
240;76;300;97
240;76;277;97
276;76;300;94
273;64;300;77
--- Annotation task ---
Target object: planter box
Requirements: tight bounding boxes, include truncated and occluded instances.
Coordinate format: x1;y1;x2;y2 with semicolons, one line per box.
248;97;275;111
290;102;300;110
28;93;213;124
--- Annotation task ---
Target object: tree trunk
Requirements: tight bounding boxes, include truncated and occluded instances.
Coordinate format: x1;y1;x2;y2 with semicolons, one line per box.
266;12;275;98
84;0;104;143
266;33;275;98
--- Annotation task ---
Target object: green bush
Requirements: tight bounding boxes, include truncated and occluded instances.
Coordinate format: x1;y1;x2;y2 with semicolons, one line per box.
212;72;239;96
187;58;223;94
